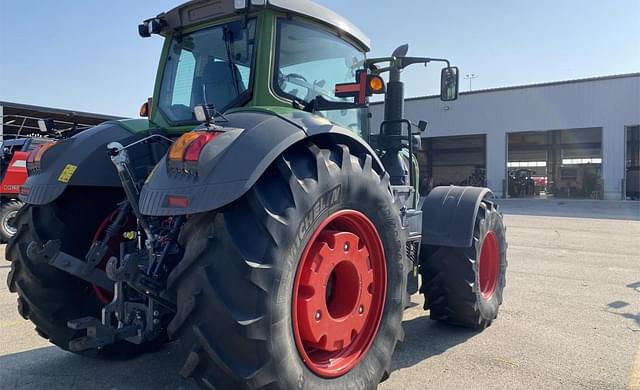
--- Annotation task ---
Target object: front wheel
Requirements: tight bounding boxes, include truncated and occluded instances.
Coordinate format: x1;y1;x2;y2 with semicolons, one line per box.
419;198;507;329
168;141;406;389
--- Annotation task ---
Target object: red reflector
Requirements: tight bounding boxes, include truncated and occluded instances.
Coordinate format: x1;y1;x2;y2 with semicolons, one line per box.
184;132;220;163
165;195;190;208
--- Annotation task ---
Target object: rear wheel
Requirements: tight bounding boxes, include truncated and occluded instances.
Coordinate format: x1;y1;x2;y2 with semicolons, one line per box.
168;141;406;389
5;189;165;357
293;209;387;378
0;199;22;242
419;198;507;329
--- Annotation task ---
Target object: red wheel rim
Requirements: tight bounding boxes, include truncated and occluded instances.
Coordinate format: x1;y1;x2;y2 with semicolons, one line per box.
292;210;386;378
479;231;500;300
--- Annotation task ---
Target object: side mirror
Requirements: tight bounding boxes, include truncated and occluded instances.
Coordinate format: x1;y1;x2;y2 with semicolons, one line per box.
440;66;459;101
417;120;428;132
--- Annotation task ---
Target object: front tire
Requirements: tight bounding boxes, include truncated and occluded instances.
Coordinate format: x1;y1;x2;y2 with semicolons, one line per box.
168;141;406;389
419;197;507;329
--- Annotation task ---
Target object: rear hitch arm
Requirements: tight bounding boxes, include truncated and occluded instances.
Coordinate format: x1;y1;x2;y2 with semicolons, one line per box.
27;240;114;291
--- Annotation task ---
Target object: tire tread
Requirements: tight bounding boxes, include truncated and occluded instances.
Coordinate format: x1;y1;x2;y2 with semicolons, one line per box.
169;140;403;389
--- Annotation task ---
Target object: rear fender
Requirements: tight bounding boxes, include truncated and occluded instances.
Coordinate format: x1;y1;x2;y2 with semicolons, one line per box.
421;186;493;248
20;121;154;205
139;109;384;216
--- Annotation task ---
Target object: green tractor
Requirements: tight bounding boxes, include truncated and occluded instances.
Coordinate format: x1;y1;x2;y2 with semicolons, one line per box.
7;0;507;388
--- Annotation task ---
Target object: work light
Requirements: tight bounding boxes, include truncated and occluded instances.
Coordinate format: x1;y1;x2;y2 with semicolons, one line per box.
193;105;210;123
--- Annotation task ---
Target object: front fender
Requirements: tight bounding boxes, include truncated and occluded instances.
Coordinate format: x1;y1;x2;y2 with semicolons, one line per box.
139;109;384;216
421;186;493;248
20;120;153;205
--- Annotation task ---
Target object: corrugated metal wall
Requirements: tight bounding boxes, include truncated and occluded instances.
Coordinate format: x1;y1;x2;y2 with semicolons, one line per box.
370;74;640;199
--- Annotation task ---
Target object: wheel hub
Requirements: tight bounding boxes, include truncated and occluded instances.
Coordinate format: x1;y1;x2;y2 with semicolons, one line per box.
293;210;386;378
297;231;373;352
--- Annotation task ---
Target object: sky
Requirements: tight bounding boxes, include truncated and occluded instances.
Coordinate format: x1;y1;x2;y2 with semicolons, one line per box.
1;0;638;118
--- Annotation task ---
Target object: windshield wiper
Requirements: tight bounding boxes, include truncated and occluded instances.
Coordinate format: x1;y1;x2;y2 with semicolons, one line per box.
223;27;241;95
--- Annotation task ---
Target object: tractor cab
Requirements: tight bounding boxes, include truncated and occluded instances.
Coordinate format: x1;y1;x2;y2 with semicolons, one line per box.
141;0;459;195
142;0;372;134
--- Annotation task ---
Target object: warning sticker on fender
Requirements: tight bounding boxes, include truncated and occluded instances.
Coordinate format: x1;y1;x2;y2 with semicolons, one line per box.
58;164;77;183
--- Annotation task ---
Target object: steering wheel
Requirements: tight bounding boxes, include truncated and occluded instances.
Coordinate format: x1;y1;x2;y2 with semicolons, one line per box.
284;73;308;83
283;73;334;102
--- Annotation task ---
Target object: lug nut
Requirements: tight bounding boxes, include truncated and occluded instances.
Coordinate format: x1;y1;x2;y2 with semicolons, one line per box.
153;318;160;325
153;310;160;317
358;305;364;314
344;242;349;251
315;310;321;321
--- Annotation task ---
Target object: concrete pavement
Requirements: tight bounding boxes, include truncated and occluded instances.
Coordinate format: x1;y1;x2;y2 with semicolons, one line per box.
1;206;639;389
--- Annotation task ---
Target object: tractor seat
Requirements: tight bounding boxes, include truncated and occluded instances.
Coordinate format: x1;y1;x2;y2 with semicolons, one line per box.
195;60;246;110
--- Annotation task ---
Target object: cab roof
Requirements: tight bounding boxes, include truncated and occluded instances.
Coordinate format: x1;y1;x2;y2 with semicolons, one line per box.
156;0;371;51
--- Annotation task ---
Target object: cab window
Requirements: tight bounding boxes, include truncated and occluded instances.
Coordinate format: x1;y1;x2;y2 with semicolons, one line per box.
274;19;368;136
158;19;256;123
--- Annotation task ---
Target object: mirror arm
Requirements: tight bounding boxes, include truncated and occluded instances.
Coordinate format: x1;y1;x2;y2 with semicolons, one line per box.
398;57;450;69
365;56;451;76
369;66;393;75
365;56;394;67
306;95;366;113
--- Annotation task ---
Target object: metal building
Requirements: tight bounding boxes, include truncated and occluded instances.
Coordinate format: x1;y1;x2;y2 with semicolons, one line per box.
371;73;640;200
0;101;121;141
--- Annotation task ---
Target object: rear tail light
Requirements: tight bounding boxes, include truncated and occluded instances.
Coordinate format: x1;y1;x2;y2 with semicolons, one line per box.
184;133;218;162
167;131;221;173
168;132;201;161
